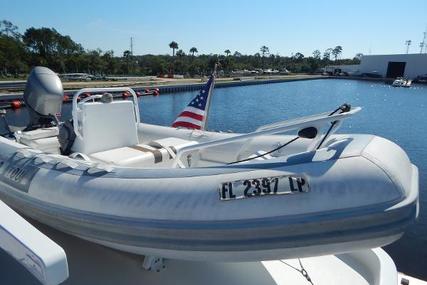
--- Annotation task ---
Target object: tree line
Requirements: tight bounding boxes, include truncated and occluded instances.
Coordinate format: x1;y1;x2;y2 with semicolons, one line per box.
0;20;361;78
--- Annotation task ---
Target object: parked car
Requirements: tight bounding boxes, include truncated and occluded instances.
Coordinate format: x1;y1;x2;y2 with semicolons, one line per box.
60;73;92;81
414;74;427;83
280;68;290;75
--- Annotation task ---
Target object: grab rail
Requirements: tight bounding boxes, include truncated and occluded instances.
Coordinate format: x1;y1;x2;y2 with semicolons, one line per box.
172;107;361;168
71;87;140;139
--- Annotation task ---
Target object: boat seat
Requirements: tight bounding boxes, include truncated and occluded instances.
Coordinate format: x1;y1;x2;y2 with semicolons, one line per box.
71;101;139;154
89;137;198;168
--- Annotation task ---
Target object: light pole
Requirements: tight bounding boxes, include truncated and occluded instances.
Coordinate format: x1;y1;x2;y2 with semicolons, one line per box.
405;40;412;54
421;32;426;54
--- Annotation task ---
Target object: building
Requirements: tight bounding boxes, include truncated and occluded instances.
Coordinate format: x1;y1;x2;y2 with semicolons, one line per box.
359;53;427;78
324;65;360;75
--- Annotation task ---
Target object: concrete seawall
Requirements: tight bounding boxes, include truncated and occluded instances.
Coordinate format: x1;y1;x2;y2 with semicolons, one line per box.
3;75;410;109
0;75;325;108
157;75;324;93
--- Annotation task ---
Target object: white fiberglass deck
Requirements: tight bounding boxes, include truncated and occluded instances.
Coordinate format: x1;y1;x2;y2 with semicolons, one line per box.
1;219;401;285
3;217;427;285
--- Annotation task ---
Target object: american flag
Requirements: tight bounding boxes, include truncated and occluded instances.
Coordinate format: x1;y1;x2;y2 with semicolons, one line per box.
172;75;215;130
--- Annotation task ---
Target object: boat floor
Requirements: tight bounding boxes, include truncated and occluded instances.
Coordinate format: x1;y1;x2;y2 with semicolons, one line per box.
2;218;425;285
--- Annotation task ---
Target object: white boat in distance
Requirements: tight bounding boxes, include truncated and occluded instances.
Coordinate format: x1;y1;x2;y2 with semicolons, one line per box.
0;67;419;263
392;77;412;87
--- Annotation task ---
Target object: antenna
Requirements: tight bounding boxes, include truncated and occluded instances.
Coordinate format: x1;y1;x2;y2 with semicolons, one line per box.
405;40;412;54
130;37;134;56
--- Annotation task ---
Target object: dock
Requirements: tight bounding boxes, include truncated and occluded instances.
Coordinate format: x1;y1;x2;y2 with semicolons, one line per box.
1;74;414;110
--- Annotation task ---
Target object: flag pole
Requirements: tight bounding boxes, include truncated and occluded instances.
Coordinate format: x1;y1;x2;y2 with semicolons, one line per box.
202;62;218;131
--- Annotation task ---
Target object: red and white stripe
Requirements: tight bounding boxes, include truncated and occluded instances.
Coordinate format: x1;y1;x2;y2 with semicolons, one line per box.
172;106;205;129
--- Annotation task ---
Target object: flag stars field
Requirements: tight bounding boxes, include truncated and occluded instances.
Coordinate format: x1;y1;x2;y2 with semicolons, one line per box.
172;75;215;130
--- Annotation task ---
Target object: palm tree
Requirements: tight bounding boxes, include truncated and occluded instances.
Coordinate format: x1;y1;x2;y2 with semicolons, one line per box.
176;49;185;57
189;47;198;56
332;46;343;61
260;46;269;57
323;48;333;61
169;41;178;56
224;49;231;56
123;50;131;58
260;46;269;70
123;50;132;74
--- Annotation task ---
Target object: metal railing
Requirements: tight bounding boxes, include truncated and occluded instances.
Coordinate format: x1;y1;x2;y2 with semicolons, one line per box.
172;107;361;168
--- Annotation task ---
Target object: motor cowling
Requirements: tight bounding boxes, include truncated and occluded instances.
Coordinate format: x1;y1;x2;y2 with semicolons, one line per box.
23;66;63;130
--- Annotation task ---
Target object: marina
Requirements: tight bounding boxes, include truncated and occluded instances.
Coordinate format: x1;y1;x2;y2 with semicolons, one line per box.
0;75;420;110
1;77;426;283
1;1;427;284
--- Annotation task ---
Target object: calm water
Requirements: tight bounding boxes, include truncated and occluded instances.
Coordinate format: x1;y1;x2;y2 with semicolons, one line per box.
160;79;427;278
1;79;427;281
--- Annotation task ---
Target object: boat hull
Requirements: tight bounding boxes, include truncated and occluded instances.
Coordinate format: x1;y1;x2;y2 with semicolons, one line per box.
0;174;415;261
0;131;419;262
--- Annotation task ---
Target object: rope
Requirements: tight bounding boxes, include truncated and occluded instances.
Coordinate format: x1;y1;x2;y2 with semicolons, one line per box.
279;259;314;285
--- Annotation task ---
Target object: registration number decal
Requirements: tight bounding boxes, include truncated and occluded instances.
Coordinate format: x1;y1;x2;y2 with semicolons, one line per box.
219;175;309;201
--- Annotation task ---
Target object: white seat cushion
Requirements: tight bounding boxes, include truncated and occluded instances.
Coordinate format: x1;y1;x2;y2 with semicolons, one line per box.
19;127;59;140
90;145;157;167
148;137;197;150
20;137;60;154
89;138;198;168
17;127;60;154
72;101;139;154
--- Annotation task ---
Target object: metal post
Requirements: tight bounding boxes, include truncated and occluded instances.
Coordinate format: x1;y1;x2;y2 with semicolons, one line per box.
405;40;412;54
130;37;134;56
203;63;218;130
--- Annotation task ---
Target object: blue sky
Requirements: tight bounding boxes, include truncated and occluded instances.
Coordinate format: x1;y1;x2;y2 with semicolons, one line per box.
1;0;427;58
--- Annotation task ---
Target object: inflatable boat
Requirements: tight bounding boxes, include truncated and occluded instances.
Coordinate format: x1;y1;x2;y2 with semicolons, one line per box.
0;67;419;262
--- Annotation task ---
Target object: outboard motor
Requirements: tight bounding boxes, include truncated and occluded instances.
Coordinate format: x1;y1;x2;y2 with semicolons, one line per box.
23;66;63;130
